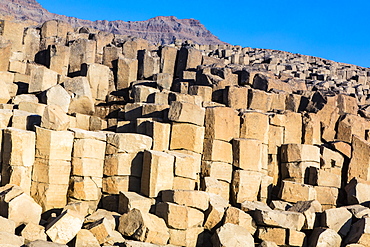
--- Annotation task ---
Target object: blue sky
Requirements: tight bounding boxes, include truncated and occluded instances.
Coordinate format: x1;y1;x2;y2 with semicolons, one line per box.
37;0;370;68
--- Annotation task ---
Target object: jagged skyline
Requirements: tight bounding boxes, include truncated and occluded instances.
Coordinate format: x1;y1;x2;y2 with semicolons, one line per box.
37;0;370;68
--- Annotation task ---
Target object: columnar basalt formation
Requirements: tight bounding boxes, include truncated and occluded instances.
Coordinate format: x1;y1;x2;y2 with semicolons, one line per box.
0;19;369;247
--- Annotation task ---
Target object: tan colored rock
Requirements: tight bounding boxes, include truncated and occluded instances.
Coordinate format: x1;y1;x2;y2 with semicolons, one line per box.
172;176;196;190
31;182;69;212
189;85;212;102
288;200;322;230
118;209;169;245
104;152;143;177
1;128;35;193
281;143;320;163
232;138;265;171
0;232;24;246
308;228;341;247
117;57;138;90
205;106;240;142
167;150;201;180
44;84;71;113
232;170;263;203
287;229;306;246
46;209;84;244
203;138;233;164
156;202;204;230
118;191;153;214
279;180;316;203
145;121;171;151
160;45;177;76
75;229;100;247
308;168;341;188
258;240;279;247
0;216;15;234
63;77;95;115
254;209;305;230
0;38;11;71
18;102;47;116
41;105;70;131
82;63;110;101
322;207;352;236
315;186;338;206
68;38;96;74
224;206;256;235
348;135;370;182
72;157;104;177
345;177;370;204
175;46;202;77
73;138;106;160
168;101;205;126
106;133;152;154
69;176;100;201
0;185;42;227
29;65;58;93
168;227;203;247
21;222;47;242
204;193;229;230
141;150;174;198
257;227;286;246
0;109;13;128
102;176;140;194
85;217;115;244
280;161;319;183
321;146;344;169
0;80;11;103
211;223;254;247
162;190;210;211
240;111;269;144
170;122;205;153
2;127;35;167
303;113;321;145
35;127;74;160
11;109;41;131
48;44;70;76
224;85;248;109
202;161;233;183
26;239;68;246
284;111;302;143
32;158;70;185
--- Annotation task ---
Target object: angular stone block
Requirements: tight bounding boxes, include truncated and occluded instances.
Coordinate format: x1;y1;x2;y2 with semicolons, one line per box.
240;111;269;144
203;138;233;164
161;190;210;211
106;133;152;154
279;181;316;203
170;123;205;154
118;209;169;245
168;101;205;126
141;150;174;197
205;106;240;142
156;202;204;230
118;191;153;214
46;209;84;244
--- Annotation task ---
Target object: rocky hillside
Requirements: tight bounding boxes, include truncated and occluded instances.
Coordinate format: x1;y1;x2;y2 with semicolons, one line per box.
0;0;226;45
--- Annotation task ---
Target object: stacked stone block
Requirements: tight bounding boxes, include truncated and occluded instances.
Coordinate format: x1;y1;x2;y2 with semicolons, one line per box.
68;128;106;212
31;127;74;211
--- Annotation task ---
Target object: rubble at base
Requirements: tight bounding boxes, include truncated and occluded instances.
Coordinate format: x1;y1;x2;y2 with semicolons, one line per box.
0;18;369;246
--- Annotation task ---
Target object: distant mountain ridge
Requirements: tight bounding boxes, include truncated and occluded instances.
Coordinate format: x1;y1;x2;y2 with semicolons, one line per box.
0;0;227;45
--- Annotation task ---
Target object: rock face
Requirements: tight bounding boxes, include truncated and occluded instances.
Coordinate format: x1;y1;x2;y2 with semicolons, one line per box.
0;0;226;45
1;15;370;247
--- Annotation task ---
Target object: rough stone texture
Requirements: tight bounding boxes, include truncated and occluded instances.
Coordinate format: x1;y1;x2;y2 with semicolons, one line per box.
118;209;169;245
211;223;254;247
